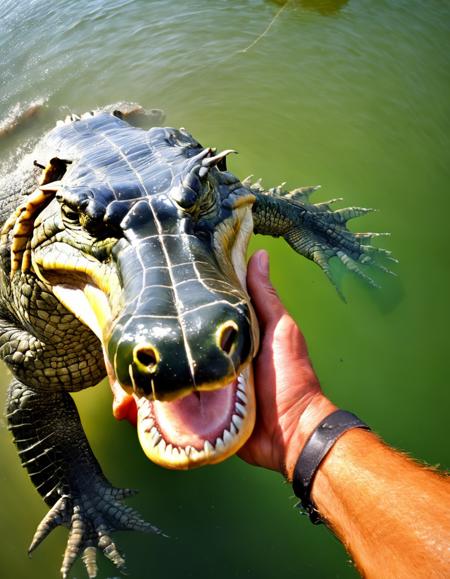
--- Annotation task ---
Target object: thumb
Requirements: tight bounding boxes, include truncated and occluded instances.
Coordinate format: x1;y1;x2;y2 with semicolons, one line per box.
247;250;286;328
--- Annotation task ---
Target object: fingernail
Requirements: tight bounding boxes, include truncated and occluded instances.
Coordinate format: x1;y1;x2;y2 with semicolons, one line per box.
256;250;269;276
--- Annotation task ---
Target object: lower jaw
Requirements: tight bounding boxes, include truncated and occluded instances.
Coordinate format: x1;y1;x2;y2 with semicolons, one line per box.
136;366;255;470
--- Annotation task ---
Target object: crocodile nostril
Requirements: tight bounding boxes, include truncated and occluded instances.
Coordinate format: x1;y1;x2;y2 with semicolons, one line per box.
134;344;159;373
218;321;239;356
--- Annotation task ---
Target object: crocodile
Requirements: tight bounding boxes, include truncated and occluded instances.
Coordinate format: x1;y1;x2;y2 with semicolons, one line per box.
0;106;394;578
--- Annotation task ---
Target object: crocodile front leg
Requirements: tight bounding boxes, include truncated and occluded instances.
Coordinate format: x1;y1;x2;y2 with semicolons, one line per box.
249;181;396;296
7;378;164;578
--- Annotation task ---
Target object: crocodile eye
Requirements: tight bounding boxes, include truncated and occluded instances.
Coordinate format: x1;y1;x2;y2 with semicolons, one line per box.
61;204;80;224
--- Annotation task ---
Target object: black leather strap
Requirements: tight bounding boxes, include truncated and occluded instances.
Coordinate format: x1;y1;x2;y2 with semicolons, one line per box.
292;409;370;524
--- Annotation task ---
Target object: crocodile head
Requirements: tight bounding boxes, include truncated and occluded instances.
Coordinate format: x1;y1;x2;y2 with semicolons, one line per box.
16;112;259;469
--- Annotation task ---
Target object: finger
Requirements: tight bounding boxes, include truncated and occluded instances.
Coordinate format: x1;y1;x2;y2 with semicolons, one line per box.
247;250;285;327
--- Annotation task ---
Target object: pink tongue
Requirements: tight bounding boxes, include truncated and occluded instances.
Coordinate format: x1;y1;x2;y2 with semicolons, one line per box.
152;383;235;448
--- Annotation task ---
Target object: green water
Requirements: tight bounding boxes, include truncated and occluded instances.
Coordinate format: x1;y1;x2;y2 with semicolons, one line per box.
0;1;449;577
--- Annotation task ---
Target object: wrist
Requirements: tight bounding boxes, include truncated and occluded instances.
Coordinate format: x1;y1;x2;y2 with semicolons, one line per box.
283;393;338;481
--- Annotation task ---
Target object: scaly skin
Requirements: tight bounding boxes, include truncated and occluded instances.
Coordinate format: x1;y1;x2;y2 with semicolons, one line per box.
249;179;396;298
0;105;394;577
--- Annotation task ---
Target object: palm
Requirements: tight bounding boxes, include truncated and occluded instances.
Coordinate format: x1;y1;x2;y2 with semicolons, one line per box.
238;252;322;475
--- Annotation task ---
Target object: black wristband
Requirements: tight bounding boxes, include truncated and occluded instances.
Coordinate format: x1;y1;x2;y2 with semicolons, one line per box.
292;409;370;525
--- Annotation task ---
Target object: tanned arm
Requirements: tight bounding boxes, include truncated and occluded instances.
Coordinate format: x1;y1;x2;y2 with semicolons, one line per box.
310;428;450;578
240;250;450;579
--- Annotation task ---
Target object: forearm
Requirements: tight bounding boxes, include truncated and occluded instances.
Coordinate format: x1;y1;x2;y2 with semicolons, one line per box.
307;426;450;578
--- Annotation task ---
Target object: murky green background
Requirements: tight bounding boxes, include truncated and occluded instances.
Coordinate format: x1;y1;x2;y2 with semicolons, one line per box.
0;0;449;577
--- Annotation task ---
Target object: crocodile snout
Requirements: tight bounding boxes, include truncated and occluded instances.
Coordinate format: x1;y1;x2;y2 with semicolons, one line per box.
109;301;253;401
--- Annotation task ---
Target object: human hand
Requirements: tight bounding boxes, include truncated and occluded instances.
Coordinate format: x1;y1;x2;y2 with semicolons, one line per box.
238;250;337;480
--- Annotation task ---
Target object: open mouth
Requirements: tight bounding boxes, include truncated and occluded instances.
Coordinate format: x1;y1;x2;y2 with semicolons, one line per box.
135;365;255;469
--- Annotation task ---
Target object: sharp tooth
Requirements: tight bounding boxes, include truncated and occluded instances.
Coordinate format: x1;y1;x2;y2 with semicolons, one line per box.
149;427;161;445
232;414;243;430
230;422;238;436
236;390;247;403
165;443;173;457
215;437;225;451
143;418;154;432
204;441;214;455
157;439;166;454
178;447;187;460
190;447;201;460
237;378;246;391
172;447;180;459
235;402;246;417
223;429;233;446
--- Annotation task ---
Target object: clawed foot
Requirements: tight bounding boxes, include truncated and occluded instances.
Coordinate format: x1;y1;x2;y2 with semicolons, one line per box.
28;482;166;578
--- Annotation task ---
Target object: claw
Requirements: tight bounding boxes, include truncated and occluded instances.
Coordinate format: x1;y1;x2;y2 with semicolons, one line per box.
127;514;167;536
61;505;86;578
82;546;98;579
363;245;399;263
358;253;398;276
27;481;165;576
333;207;376;224
101;496;163;536
29;496;69;555
314;198;343;210
354;231;391;239
285;185;321;202
312;249;347;302
98;531;127;573
373;262;398;277
337;251;380;288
